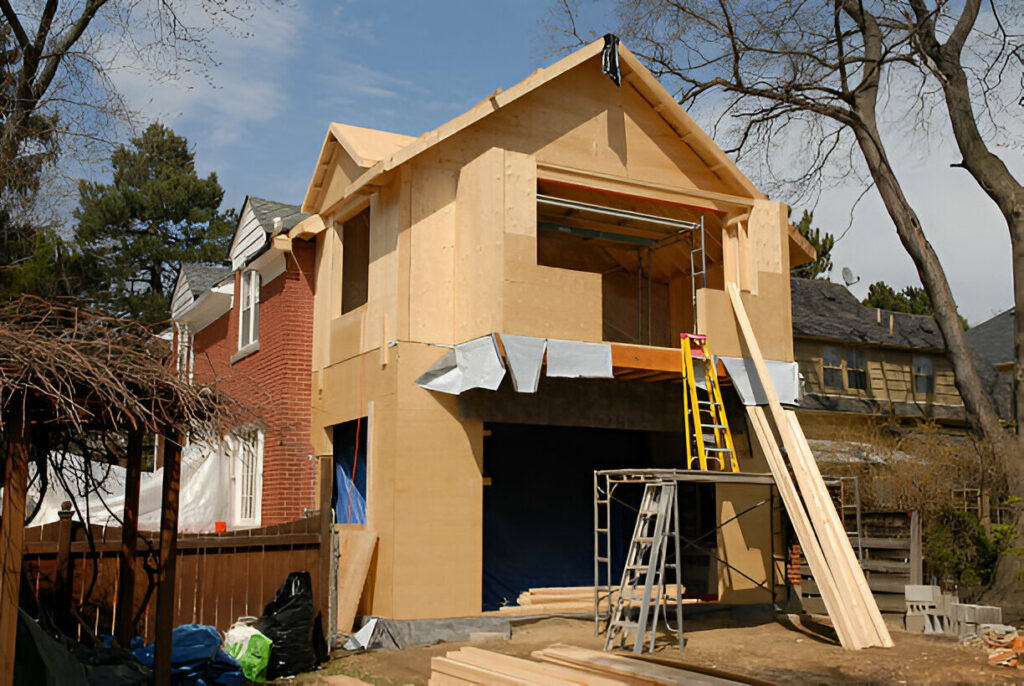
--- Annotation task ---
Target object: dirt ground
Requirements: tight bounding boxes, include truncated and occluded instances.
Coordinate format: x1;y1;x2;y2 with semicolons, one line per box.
310;615;1024;685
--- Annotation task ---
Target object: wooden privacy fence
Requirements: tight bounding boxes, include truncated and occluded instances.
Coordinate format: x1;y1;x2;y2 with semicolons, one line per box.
797;510;923;613
21;508;329;645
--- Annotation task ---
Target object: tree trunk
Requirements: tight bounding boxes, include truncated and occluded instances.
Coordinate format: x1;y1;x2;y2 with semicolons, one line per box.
918;16;1024;439
850;122;1006;443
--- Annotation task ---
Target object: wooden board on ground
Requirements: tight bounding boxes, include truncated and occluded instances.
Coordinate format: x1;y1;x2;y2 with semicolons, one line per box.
532;644;744;685
336;529;377;634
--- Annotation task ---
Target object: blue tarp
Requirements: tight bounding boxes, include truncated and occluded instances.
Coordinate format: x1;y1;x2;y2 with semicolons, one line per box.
333;418;367;524
132;624;242;686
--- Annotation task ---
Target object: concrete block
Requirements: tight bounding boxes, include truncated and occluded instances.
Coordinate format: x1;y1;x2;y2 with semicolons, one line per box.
905;614;927;633
975;606;1003;625
905;584;941;603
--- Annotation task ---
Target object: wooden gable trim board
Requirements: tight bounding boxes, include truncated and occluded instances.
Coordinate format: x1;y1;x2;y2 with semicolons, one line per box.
321;38;761;217
727;283;892;649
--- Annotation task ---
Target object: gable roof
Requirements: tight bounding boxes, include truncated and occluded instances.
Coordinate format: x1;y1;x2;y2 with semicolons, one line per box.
248;197;309;236
304;124;416;213
965;307;1015;366
229;196;309;270
791;277;945;350
180;263;232;297
302;37;763;214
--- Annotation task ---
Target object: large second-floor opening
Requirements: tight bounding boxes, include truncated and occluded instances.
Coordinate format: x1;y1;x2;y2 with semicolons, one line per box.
535;179;725;348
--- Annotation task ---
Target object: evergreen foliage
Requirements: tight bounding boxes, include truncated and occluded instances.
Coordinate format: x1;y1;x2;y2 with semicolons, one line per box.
74;124;235;322
790;210;835;280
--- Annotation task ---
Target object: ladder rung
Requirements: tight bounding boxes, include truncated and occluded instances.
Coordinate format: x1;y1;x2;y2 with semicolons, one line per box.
596;556;610;562
633;537;654;544
595;528;609;533
626;563;649;571
611;620;640;630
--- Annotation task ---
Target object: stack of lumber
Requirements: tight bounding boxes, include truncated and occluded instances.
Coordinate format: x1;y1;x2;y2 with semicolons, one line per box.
429;644;751;685
727;284;892;650
493;587;601;616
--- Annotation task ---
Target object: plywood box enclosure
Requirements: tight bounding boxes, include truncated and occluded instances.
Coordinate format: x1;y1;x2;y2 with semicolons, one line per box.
301;38;812;619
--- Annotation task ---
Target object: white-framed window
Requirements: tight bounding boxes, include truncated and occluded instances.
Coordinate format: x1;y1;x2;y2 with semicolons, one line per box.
175;322;193;383
913;355;935;395
238;270;260;349
230;426;264;527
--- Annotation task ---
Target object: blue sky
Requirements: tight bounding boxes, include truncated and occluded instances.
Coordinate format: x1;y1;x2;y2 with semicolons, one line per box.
107;0;1016;325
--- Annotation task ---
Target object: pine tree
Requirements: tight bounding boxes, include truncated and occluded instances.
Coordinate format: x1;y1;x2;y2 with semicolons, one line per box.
789;210;835;280
75;123;235;322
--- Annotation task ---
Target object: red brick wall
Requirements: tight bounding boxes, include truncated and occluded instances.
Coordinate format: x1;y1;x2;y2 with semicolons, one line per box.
191;242;317;526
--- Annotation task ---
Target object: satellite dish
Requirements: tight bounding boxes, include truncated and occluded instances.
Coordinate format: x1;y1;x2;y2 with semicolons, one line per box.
842;267;860;287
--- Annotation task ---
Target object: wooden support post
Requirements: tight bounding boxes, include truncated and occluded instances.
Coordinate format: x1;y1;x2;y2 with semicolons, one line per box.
116;430;144;646
153;431;182;686
909;511;923;586
54;501;75;636
0;404;30;686
318;455;334;637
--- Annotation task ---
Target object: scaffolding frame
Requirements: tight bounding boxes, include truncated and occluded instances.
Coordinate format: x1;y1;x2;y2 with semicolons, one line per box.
593;468;779;649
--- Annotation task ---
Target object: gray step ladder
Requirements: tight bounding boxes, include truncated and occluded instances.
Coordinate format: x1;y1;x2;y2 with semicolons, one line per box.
604;481;684;655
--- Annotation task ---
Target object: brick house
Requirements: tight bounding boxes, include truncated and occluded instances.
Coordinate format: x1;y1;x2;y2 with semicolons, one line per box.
170;196;318;528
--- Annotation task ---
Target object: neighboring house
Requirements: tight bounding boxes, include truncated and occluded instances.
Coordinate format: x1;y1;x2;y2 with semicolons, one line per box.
170;196;316;529
966;307;1015;375
791;277;1012;432
282;38;818;619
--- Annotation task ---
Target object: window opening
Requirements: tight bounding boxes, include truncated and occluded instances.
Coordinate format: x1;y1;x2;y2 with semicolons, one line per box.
175;322;193;382
913;355;934;395
238;270;260;349
232;426;263;527
846;348;867;391
333;417;368;524
341;208;370;314
822;346;844;389
535;187;705;346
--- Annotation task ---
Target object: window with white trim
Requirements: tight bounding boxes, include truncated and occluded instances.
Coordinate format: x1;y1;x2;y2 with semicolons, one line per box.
175;322;193;382
230;426;264;527
238;270;260;349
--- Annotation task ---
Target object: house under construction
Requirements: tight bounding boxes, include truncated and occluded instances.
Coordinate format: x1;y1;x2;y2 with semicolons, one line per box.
275;37;825;622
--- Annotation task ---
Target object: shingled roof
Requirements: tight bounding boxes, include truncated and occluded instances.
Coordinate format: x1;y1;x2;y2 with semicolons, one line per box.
965;307;1015;366
248;197;309;237
790;277;945;350
180;263;231;298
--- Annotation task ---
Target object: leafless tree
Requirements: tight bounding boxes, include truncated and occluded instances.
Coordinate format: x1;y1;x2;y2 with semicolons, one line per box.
0;0;261;224
550;0;1022;447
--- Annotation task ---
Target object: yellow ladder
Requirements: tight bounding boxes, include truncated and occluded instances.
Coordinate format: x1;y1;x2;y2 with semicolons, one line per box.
680;334;738;472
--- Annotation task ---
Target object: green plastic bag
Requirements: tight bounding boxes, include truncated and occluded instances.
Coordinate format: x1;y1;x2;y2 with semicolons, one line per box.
224;622;272;682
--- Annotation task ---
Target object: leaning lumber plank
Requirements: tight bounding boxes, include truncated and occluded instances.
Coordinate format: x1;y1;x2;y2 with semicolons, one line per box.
532;644;729;685
726;284;877;649
450;647;631;686
336;530;377;634
431;656;534;685
785;410;893;647
745;407;861;649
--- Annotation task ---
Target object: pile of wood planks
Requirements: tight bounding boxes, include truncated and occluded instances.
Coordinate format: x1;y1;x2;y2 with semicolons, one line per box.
490;587;701;617
429;643;753;685
727;284;892;650
492;587;605;616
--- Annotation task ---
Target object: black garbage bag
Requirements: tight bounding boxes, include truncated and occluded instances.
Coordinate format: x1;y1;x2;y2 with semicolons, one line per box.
255;571;325;679
14;608;88;686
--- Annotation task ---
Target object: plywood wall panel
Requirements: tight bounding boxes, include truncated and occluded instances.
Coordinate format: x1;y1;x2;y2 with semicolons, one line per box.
749;200;787;276
716;483;773;604
408;163;458;344
454;148;506;342
697;271;794;361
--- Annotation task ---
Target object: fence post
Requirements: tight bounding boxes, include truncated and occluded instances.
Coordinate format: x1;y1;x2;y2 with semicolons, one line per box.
318;455;334;638
54;501;75;635
154;431;182;686
116;430;144;646
0;403;30;686
909;510;923;585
